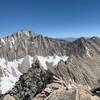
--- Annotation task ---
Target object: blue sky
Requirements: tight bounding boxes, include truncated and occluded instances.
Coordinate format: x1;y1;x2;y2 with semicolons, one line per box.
0;0;100;38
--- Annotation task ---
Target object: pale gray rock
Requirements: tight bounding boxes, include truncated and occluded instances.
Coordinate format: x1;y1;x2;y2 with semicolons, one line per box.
0;29;70;61
18;55;31;73
3;94;15;100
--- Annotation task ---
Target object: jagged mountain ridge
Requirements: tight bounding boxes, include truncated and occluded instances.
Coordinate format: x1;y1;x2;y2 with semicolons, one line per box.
0;30;100;100
0;29;70;61
36;36;100;89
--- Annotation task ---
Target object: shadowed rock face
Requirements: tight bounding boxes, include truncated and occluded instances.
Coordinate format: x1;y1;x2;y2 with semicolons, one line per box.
0;66;3;77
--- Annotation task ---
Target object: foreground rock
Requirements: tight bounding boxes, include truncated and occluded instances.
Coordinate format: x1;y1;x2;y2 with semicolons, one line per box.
3;94;15;100
45;86;100;100
1;61;100;100
34;85;100;100
1;62;53;100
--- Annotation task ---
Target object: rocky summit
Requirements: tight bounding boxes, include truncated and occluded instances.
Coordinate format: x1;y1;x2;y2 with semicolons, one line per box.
0;30;100;100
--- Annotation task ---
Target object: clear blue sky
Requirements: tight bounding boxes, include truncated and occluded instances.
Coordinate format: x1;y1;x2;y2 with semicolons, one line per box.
0;0;100;38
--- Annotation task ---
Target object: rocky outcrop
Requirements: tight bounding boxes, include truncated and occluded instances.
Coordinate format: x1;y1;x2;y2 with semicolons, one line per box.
1;62;53;100
18;55;32;73
34;75;67;100
34;85;100;100
71;37;100;57
53;37;100;90
44;88;75;100
2;86;100;100
3;94;15;100
55;55;100;89
1;54;100;100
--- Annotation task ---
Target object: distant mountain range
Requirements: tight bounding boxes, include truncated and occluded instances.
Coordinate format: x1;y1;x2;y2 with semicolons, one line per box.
62;37;77;42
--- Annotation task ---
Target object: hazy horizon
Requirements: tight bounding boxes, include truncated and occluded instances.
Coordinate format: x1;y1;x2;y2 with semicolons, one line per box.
0;28;99;39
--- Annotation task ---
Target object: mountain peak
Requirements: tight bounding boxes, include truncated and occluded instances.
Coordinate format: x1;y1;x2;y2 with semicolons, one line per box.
90;36;100;41
77;37;86;43
15;29;37;38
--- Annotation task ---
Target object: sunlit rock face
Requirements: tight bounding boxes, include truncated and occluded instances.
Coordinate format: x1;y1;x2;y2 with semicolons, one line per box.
0;29;70;61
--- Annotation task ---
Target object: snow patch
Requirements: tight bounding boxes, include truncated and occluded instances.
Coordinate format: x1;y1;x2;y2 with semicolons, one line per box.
0;55;33;94
0;55;68;93
85;46;91;57
37;55;69;70
1;39;6;44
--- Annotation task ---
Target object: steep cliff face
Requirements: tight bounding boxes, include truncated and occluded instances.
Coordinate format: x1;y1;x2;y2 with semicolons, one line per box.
54;37;100;90
0;29;70;61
